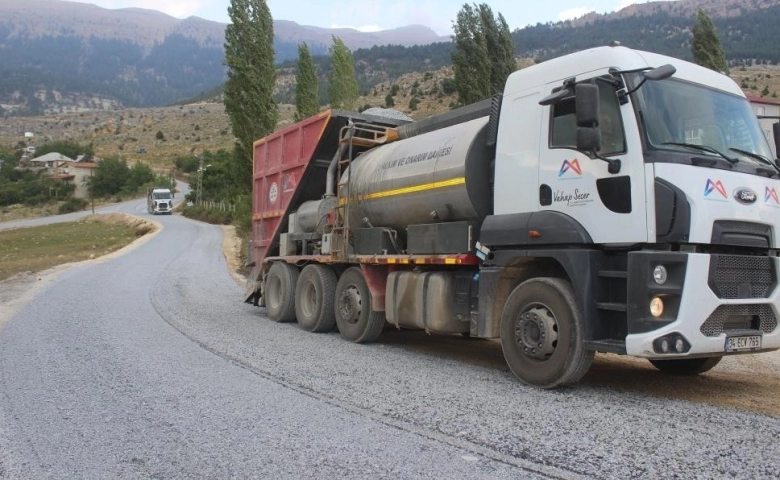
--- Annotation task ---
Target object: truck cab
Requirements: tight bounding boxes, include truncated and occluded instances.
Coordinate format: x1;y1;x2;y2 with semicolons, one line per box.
147;188;174;215
483;45;780;376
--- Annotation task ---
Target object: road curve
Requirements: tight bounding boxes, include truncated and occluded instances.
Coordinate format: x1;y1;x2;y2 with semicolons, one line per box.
1;211;779;478
0;182;190;232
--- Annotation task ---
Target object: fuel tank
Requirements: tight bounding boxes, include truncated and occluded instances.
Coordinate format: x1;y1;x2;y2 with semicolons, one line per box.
339;116;493;231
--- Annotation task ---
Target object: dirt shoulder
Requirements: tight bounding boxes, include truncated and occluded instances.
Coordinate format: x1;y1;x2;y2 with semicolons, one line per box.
2;217;779;417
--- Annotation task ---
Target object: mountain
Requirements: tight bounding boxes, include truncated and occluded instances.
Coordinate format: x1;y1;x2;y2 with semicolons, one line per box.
5;0;780;116
571;0;780;25
0;0;446;113
516;0;780;62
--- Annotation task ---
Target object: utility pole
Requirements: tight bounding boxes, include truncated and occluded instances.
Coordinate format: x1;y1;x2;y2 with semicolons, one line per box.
195;154;211;206
90;165;94;214
196;155;203;205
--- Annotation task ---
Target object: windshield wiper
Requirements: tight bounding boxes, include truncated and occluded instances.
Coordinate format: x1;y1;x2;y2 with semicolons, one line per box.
728;147;780;170
662;142;738;165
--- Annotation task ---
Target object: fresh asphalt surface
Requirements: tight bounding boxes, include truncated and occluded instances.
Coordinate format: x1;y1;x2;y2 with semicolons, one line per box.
1;195;779;478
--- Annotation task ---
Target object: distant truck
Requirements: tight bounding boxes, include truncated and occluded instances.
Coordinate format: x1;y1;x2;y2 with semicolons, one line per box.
244;45;780;388
147;187;173;215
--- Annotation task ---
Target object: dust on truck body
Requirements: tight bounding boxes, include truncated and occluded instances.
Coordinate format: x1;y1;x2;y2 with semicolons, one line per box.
244;45;780;388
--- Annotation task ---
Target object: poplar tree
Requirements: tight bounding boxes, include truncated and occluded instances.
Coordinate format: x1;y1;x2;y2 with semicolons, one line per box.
452;3;516;106
224;0;278;190
691;9;729;74
295;42;319;121
327;36;359;110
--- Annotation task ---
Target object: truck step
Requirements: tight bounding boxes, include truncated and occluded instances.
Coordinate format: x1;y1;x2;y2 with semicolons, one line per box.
584;339;627;354
598;270;628;279
595;302;627;312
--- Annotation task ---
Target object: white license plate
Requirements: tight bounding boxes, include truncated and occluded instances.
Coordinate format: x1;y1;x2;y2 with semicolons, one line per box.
725;335;762;352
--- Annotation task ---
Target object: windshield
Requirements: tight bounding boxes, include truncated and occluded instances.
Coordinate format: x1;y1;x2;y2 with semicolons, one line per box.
634;77;774;162
153;192;172;200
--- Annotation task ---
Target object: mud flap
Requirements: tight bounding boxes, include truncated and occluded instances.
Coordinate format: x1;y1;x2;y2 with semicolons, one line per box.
243;265;264;306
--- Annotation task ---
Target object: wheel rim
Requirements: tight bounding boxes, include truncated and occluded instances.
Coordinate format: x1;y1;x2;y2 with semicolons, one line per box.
300;281;317;318
515;305;558;360
338;285;362;325
267;275;282;310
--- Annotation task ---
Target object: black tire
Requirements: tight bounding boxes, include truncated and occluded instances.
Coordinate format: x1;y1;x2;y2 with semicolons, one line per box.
264;262;299;322
648;356;722;375
500;277;594;388
295;264;337;332
334;267;385;343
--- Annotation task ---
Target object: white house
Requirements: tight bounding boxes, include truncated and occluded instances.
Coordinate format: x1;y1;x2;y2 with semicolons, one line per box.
747;94;780;158
29;152;74;170
52;161;97;199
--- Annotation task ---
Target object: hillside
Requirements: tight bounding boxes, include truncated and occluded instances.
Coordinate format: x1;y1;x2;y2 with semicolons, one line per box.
4;59;780;172
5;0;780;115
515;0;780;63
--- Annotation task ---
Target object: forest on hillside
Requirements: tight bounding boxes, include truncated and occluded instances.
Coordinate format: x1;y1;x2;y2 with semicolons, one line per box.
5;4;780;113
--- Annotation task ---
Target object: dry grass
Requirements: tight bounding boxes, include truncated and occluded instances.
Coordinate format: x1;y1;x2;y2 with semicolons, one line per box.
0;213;157;281
0;203;63;223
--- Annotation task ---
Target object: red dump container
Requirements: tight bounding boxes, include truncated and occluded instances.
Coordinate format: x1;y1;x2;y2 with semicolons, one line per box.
251;111;332;267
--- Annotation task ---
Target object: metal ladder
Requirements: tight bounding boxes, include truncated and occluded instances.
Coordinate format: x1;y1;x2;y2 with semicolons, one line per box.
331;122;396;260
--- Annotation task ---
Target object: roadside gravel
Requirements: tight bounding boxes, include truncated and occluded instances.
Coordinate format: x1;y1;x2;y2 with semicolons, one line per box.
2;212;779;479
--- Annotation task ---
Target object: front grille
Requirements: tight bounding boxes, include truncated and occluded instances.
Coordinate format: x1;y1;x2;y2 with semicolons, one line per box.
700;304;778;337
708;255;775;299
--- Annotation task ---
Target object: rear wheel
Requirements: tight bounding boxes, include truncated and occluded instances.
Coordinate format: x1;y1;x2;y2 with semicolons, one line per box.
264;262;299;322
500;278;593;389
295;264;337;332
648;356;722;375
334;267;385;343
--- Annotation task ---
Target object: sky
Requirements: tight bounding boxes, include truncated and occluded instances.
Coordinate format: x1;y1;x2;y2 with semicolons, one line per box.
62;0;676;35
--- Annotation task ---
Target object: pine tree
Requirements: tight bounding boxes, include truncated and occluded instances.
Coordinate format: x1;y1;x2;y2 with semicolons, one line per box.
295;42;319;121
691;9;729;74
327;36;359;110
452;3;516;106
224;0;278;191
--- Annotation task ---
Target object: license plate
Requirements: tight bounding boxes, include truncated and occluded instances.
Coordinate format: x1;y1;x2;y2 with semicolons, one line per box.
725;335;762;352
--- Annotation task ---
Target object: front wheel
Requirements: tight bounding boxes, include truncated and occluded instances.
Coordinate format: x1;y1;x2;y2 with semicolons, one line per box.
648;356;722;375
500;278;594;389
334;267;385;343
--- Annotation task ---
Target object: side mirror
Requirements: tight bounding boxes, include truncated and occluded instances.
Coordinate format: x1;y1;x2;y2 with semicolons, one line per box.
575;83;600;128
575;83;601;152
644;64;676;81
625;64;676;95
773;122;780;160
577;127;602;152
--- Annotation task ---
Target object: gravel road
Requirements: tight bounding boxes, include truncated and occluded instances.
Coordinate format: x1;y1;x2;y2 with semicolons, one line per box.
1;206;779;478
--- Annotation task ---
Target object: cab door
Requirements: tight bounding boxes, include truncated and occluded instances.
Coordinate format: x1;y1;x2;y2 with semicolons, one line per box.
538;74;648;244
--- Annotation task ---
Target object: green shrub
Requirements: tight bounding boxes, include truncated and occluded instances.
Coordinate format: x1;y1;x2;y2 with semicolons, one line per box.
58;197;88;214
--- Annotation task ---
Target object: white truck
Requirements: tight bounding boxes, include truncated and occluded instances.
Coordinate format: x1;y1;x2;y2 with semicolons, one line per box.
147;187;173;215
244;45;780;388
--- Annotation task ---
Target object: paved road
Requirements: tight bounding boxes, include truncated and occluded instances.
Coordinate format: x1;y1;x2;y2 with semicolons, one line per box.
1;209;779;478
0;182;190;231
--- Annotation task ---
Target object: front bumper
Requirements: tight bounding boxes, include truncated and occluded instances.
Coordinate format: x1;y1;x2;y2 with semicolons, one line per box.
626;252;780;358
